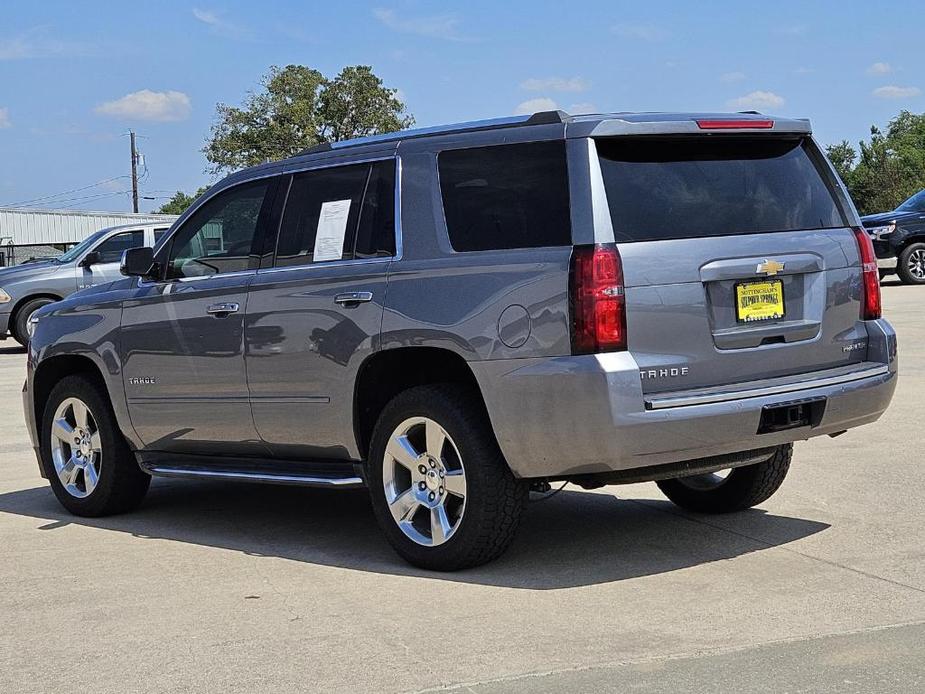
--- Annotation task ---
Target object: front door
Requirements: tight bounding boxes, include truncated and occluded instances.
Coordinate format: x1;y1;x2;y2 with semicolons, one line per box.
121;180;275;456
79;228;146;289
245;160;396;460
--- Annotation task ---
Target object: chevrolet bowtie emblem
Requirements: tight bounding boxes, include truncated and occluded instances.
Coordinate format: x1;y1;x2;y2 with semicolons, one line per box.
757;259;785;276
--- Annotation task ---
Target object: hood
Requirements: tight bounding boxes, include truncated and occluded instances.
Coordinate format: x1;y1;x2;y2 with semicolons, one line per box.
861;209;925;227
0;260;63;283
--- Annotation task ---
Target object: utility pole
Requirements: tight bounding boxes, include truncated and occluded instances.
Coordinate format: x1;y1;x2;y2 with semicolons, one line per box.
129;130;139;213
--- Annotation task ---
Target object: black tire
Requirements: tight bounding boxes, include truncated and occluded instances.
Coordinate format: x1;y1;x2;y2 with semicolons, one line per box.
40;374;150;517
366;384;528;571
896;242;925;285
656;444;792;514
11;297;54;345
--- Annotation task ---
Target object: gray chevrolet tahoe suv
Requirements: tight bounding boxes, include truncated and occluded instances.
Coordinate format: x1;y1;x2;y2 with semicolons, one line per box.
23;111;897;570
0;222;172;345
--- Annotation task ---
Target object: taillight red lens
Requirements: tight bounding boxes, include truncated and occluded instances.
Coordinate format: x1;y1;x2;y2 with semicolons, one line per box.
695;119;774;130
569;244;626;354
852;226;881;320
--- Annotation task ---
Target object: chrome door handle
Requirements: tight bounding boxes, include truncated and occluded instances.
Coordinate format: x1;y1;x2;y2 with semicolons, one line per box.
334;291;373;306
206;302;240;316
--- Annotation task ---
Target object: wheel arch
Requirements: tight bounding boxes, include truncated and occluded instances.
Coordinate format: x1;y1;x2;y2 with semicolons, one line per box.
9;293;62;335
353;346;489;460
31;351;141;454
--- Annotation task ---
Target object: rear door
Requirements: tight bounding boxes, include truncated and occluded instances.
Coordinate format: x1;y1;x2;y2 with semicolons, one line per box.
244;159;396;460
593;135;867;394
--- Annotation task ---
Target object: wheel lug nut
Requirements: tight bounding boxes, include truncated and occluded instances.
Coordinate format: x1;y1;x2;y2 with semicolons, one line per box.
418;481;426;491
439;487;444;495
428;492;435;501
439;470;445;478
418;465;427;474
429;459;436;468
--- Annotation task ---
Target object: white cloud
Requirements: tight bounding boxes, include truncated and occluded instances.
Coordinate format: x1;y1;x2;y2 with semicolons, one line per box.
720;71;746;83
0;27;88;60
192;8;220;25
373;8;470;41
520;76;590;93
0;107;10;128
611;22;669;41
567;102;598;114
95;90;192;122
866;62;893;75
192;8;246;38
872;85;921;99
514;97;558;115
726;90;785;110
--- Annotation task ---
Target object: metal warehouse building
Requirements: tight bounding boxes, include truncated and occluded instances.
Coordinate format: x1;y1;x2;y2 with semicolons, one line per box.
0;207;178;266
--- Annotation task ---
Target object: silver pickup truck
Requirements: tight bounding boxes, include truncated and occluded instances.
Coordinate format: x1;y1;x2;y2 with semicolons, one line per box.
0;222;171;344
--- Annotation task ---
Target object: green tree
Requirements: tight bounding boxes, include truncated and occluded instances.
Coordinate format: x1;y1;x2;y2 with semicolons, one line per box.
156;187;208;215
204;64;413;174
827;111;925;215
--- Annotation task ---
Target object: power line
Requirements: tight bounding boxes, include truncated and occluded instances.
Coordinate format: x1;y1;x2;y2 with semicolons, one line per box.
13;189;134;209
1;175;132;208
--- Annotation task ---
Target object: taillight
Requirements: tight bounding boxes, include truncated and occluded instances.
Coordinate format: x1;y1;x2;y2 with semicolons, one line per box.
852;226;881;320
569;244;626;354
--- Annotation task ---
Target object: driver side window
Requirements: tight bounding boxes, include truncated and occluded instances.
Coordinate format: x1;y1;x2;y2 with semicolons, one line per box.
165;181;269;279
95;230;145;263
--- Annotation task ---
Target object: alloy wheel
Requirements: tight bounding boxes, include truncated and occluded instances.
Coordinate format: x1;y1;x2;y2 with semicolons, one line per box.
382;416;467;547
49;397;102;499
907;249;925;280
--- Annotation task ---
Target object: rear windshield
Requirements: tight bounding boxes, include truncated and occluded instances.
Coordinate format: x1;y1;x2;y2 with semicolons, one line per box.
596;137;847;242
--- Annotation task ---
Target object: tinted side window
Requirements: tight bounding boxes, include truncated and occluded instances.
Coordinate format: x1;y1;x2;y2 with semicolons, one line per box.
596;137;846;242
166;181;268;279
153;228;169;243
276;164;369;267
354;160;396;258
438;141;571;252
95;230;145;263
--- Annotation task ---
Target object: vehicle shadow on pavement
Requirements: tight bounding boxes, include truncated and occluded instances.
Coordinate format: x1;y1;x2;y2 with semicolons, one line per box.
0;345;26;355
0;480;829;589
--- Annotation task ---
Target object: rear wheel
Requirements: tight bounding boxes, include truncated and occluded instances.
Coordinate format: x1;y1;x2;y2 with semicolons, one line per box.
897;242;925;285
11;297;54;345
367;384;527;571
40;374;150;517
656;444;792;513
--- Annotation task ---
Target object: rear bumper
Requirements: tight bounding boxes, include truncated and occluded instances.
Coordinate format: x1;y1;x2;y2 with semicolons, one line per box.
472;319;898;479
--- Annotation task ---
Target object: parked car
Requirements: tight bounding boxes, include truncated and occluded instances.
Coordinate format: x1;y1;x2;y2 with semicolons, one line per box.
0;222;171;345
861;189;925;284
23;111;897;570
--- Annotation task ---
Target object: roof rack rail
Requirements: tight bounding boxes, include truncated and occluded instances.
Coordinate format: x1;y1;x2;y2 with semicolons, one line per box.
296;110;571;157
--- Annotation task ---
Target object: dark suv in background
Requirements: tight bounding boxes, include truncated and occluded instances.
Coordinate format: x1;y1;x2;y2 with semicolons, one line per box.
23;111;897;570
862;189;925;284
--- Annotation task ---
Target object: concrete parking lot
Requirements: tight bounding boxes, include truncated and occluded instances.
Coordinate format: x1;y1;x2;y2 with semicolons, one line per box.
1;283;923;693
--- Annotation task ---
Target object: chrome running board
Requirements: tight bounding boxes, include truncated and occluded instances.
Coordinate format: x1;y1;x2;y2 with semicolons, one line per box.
138;455;365;489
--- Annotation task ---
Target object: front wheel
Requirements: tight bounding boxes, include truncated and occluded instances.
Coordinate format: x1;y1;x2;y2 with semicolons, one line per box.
367;385;527;571
40;374;150;517
656;444;792;514
897;242;925;285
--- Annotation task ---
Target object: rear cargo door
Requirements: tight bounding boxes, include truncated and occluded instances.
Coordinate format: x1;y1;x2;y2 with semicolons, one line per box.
595;135;868;394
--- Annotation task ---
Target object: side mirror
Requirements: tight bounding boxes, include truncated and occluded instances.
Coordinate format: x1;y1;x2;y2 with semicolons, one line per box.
79;251;101;268
120;247;156;279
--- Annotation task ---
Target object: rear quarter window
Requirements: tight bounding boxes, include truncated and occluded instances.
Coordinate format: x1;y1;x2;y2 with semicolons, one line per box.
596;137;847;242
438;141;571;251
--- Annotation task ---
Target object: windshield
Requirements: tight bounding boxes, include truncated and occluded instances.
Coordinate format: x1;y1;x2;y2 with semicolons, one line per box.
56;229;108;263
897;190;925;212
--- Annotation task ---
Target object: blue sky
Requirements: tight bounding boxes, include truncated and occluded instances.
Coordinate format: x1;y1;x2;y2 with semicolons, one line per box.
1;0;923;213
